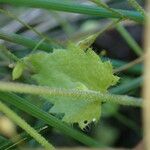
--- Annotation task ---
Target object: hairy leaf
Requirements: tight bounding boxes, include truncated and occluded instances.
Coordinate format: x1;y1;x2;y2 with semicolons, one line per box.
13;44;119;129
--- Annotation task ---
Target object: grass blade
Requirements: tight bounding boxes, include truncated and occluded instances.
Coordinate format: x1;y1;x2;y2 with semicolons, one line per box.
0;92;101;147
0;101;55;150
0;0;144;23
0;31;55;51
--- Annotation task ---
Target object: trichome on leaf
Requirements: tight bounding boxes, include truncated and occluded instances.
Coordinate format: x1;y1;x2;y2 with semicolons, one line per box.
12;44;119;129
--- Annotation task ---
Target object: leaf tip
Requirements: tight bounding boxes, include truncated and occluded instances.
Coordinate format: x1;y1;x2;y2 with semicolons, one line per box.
12;62;24;80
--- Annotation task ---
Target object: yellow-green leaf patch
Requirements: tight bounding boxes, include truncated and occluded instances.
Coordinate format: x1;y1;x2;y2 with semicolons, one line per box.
13;44;119;129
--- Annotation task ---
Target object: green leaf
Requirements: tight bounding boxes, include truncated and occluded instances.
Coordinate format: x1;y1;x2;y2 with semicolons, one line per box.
12;61;25;80
13;44;119;129
50;96;101;129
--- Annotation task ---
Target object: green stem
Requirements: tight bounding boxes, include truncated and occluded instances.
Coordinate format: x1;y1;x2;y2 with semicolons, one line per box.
31;38;46;53
110;76;143;94
0;8;57;45
0;81;142;107
0;0;144;23
0;126;48;150
102;57;143;75
128;0;146;16
0;101;55;150
0;31;56;51
0;92;101;147
89;0;127;19
0;45;19;61
89;0;143;56
116;23;143;56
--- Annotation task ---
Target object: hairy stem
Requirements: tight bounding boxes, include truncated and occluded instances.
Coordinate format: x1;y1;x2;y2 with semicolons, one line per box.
0;81;142;107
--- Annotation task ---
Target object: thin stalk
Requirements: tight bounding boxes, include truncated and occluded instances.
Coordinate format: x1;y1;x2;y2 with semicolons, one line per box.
128;0;146;16
77;19;122;50
110;76;143;95
0;0;144;23
114;55;144;73
0;126;48;150
102;57;143;75
1;127;48;150
0;101;55;150
0;92;101;147
0;81;142;107
89;0;127;19
0;31;56;51
143;0;150;149
0;8;47;40
31;38;46;53
0;8;60;46
116;23;143;56
0;45;19;61
51;12;74;37
89;0;143;56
